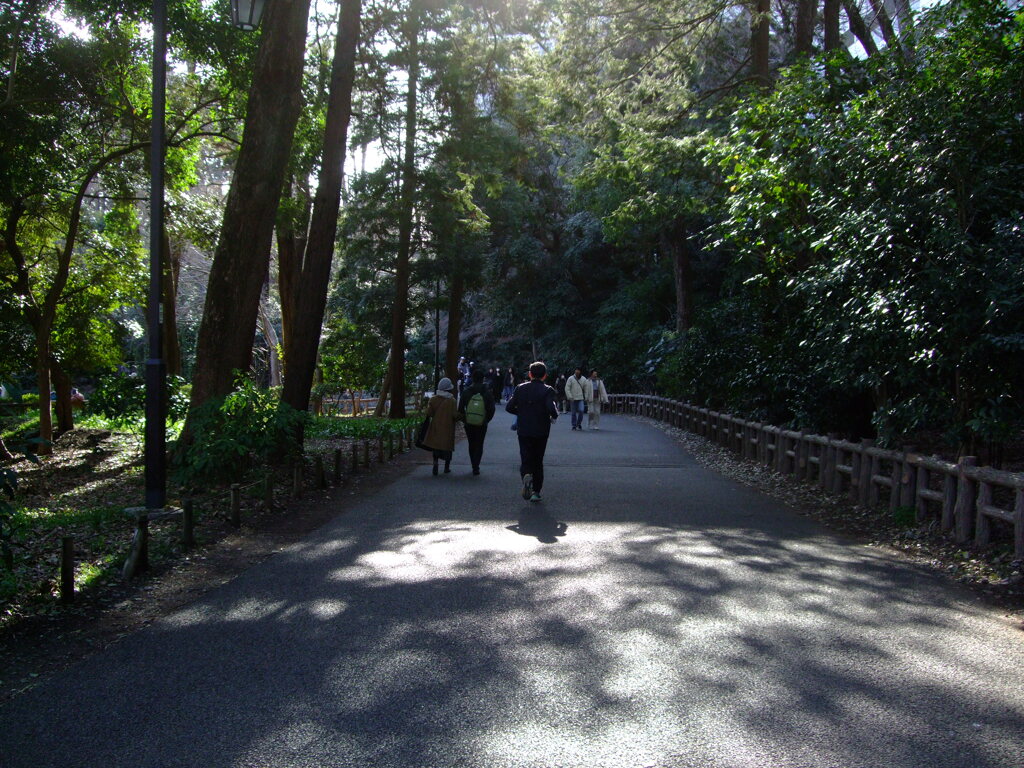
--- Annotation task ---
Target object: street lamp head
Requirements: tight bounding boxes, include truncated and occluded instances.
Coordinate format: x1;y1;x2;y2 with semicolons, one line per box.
231;0;267;30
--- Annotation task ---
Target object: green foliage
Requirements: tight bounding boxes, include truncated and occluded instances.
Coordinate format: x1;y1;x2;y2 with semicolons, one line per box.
176;376;309;484
88;372;190;427
319;318;387;398
657;0;1024;447
87;372;146;421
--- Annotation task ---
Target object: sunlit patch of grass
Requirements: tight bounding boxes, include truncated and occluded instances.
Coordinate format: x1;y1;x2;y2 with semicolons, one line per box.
76;556;118;590
13;505;124;532
1;410;39;441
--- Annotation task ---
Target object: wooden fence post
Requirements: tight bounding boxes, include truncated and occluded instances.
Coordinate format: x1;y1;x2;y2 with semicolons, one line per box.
334;448;344;485
315;455;327;489
915;465;929;523
858;439;874;507
122;513;149;579
797;432;809;480
773;428;783;471
363;439;371;467
821;435;836;491
975;481;993;548
954;456;977;543
888;454;901;511
848;443;862;502
230;483;241;527
868;449;882;507
60;537;74;604
899;446;917;509
377;436;385;463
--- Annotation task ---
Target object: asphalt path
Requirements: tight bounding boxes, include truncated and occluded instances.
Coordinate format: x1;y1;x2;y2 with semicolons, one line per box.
3;409;1023;768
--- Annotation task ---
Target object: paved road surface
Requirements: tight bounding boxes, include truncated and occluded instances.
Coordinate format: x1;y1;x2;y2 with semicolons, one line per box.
3;410;1023;768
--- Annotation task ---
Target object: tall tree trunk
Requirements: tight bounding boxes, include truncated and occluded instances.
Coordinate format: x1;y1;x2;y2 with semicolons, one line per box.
661;230;693;334
161;229;182;377
50;355;73;435
750;0;771;88
281;0;361;418
444;274;464;382
823;0;841;52
34;332;52;454
185;0;312;436
373;364;391;417
276;180;310;374
866;0;900;53
843;0;879;56
310;362;324;416
386;5;420;420
795;0;816;56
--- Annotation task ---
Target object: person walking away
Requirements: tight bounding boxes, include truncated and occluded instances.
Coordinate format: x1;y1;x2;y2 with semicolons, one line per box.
423;377;460;475
458;368;496;475
490;366;503;402
586;369;609;430
505;361;558;502
502;366;516;402
457;356;471;394
553;372;567;413
564;367;588;431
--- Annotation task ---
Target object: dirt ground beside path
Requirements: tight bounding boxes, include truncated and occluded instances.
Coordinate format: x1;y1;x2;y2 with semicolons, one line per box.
0;447;424;704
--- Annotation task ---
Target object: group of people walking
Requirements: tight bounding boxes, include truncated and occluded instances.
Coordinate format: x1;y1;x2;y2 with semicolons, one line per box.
560;368;608;431
456;357;519;403
418;361;609;504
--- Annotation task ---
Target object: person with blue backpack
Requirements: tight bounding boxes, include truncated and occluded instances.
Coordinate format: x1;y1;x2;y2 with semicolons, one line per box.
458;368;496;475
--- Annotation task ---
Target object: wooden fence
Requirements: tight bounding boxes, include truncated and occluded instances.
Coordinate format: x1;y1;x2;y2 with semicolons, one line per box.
321;394;421;417
609;394;1024;558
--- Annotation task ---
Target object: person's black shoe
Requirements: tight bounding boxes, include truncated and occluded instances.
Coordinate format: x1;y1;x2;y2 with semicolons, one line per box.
472;467;480;475
432;463;438;476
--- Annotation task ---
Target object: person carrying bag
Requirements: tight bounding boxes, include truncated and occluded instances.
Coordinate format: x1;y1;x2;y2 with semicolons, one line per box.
420;377;460;475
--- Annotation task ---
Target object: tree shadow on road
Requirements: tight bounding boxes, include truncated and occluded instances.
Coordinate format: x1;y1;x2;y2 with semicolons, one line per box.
4;464;1024;768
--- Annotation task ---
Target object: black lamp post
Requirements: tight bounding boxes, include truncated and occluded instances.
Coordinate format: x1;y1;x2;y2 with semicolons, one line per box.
231;0;268;31
144;0;168;511
144;0;266;511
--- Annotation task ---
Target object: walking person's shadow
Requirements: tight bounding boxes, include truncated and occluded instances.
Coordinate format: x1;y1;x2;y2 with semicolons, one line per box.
508;510;568;544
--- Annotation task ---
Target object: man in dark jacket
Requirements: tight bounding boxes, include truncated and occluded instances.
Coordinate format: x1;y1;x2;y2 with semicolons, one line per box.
458;369;496;475
505;361;558;502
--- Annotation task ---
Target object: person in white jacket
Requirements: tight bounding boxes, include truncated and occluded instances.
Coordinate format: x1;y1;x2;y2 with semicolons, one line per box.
585;369;610;430
564;367;588;431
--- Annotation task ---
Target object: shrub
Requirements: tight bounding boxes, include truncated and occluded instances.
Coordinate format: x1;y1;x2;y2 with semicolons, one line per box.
176;376;309;485
88;372;189;426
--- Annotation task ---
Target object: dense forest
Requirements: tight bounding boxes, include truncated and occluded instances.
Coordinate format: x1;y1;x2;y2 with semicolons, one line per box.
2;0;1022;468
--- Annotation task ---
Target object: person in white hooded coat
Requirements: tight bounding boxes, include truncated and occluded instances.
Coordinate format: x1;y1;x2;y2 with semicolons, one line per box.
585;369;609;430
